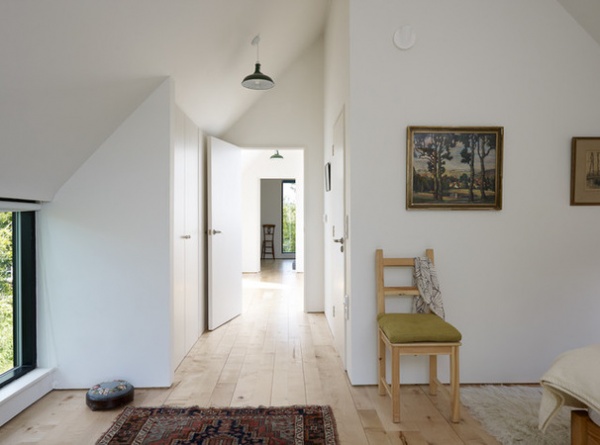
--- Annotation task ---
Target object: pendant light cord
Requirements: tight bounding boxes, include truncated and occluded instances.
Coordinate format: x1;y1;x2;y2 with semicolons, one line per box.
252;34;261;63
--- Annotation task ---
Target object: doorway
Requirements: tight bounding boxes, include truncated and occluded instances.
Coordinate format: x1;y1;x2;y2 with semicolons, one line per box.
260;179;297;262
242;148;305;302
208;143;306;332
240;149;305;276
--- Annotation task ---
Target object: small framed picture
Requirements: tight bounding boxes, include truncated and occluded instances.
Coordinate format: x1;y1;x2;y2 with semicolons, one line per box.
407;126;504;210
325;162;331;192
571;137;600;205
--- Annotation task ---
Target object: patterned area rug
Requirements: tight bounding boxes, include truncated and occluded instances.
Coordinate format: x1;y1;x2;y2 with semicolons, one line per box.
96;405;339;444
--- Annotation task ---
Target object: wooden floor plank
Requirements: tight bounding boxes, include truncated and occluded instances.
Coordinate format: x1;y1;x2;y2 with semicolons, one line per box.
422;383;502;445
230;352;274;407
0;260;499;445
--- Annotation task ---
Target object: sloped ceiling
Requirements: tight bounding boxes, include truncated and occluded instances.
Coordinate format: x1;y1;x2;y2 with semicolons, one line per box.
557;0;600;46
2;0;598;202
0;0;329;201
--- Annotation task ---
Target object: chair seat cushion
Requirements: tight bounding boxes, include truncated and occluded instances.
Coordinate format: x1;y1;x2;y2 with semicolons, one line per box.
378;313;462;343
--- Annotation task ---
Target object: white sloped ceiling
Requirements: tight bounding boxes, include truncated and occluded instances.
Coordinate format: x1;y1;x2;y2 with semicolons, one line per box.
0;0;329;201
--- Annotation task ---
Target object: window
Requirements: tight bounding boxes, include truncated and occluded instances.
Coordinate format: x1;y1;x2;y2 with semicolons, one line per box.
281;180;296;254
0;210;36;388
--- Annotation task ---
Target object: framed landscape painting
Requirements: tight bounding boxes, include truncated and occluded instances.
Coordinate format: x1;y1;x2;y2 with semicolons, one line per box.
407;126;504;210
571;137;600;205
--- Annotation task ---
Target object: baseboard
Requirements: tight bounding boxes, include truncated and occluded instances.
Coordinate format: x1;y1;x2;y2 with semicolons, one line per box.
0;368;55;427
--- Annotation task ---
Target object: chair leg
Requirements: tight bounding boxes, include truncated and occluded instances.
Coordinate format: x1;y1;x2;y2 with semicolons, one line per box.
392;348;400;423
429;355;438;396
450;346;461;423
378;333;386;396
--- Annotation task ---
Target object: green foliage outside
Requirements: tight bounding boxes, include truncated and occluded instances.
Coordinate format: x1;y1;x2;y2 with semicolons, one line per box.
0;212;14;374
282;182;296;253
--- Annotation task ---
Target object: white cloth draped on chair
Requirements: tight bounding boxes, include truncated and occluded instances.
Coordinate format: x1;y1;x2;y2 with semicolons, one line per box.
413;256;445;319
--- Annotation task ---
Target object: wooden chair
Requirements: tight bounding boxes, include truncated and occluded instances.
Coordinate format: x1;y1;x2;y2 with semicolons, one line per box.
376;248;462;423
261;224;275;259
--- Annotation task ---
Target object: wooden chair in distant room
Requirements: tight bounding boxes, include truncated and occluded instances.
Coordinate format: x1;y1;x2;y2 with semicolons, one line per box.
261;224;275;259
376;248;462;423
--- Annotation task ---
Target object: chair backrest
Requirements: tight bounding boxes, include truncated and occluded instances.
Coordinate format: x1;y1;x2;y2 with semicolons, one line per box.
263;224;275;237
376;248;434;317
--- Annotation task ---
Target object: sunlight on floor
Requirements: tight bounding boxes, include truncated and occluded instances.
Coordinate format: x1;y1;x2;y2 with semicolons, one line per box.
242;259;304;313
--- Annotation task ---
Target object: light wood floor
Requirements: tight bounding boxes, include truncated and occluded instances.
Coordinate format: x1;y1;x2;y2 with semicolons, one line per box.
0;260;500;444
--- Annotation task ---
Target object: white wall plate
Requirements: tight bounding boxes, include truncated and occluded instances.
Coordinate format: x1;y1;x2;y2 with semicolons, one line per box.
393;25;416;50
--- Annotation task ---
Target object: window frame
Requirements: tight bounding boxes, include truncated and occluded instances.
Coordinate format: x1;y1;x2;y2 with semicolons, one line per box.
0;210;37;389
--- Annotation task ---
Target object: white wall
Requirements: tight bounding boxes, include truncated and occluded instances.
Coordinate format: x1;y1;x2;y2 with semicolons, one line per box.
37;79;174;388
241;149;304;272
345;0;600;384
224;38;324;312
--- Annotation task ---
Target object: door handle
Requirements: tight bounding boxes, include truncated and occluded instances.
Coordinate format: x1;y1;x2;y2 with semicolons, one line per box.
211;229;222;235
333;237;344;244
181;235;191;239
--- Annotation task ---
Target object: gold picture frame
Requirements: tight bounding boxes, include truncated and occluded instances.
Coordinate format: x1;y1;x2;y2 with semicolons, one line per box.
571;137;600;206
407;126;504;210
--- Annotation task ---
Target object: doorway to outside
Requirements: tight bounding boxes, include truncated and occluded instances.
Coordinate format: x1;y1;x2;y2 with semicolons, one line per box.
281;180;296;256
260;179;296;263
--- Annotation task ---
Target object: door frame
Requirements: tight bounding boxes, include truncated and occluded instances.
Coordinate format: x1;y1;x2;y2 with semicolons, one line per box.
325;107;348;367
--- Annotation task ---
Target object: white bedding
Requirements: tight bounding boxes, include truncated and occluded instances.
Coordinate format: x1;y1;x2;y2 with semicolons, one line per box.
539;344;600;431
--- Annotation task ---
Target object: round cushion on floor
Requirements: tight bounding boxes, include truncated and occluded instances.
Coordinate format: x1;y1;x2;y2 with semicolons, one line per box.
86;380;134;411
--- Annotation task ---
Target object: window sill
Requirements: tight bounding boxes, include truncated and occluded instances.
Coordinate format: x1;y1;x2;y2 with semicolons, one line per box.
0;368;55;427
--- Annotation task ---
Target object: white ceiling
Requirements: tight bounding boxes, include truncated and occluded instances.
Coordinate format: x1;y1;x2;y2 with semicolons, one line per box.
0;0;330;201
2;0;600;202
557;0;600;46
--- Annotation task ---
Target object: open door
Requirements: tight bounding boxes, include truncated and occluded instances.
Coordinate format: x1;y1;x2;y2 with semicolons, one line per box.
207;137;243;330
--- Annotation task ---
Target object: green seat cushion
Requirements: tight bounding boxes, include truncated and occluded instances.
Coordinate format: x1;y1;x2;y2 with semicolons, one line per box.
378;313;462;343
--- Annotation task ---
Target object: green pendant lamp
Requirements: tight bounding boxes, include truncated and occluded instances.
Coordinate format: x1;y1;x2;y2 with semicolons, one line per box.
242;35;275;90
270;150;283;160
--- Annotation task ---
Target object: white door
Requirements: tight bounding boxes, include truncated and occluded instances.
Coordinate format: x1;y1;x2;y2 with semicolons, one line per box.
184;118;200;350
207;137;243;330
330;110;347;366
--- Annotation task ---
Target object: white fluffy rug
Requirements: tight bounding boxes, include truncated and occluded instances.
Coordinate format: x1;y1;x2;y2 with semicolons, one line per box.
461;385;571;445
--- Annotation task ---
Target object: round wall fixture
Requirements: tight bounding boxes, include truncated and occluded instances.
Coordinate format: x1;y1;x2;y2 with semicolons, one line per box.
393;25;417;50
